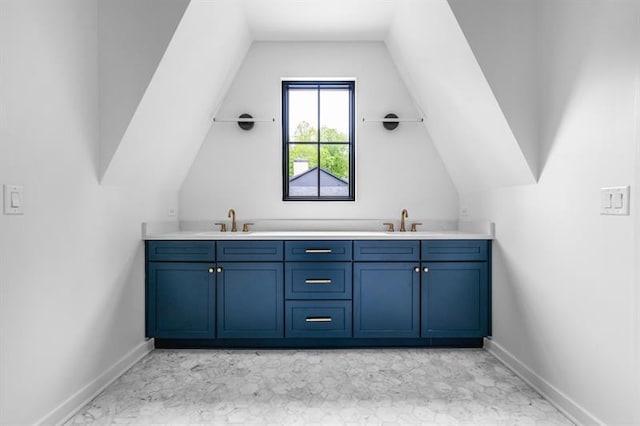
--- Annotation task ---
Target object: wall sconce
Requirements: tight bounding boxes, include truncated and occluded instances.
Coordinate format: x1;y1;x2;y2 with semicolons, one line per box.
213;113;275;131
362;113;424;131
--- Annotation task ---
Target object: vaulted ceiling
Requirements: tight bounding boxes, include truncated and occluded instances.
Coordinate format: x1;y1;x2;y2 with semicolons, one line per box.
98;0;537;194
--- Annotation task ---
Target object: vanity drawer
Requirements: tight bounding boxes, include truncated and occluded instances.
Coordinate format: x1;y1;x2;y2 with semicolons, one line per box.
147;241;215;262
354;240;420;261
285;262;352;300
421;240;489;262
216;241;283;262
285;301;352;338
285;241;352;261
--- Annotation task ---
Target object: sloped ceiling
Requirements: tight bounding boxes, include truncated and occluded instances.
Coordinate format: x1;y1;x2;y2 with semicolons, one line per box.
99;0;537;194
98;0;189;179
448;0;539;179
386;0;536;193
100;0;251;188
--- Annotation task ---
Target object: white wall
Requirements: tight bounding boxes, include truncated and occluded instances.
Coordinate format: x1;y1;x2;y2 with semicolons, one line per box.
179;42;458;222
462;0;640;423
0;1;177;423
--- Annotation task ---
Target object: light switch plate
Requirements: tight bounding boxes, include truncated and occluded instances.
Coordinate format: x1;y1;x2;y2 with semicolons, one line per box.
4;184;24;215
600;186;630;215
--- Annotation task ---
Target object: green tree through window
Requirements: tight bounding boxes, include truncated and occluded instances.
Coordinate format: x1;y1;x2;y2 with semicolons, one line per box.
288;121;349;179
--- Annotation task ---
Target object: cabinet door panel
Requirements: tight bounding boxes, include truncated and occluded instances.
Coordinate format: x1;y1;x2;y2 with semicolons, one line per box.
147;262;215;339
354;240;419;261
217;262;283;338
147;241;215;262
217;241;283;262
421;262;488;338
354;262;420;338
421;240;488;262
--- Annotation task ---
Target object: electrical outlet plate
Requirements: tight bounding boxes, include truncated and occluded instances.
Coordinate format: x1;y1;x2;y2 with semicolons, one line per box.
4;184;24;215
600;186;630;215
459;206;469;219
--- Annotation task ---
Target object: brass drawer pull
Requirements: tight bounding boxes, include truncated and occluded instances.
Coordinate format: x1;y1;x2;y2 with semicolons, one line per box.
305;317;332;323
305;249;332;253
305;279;332;284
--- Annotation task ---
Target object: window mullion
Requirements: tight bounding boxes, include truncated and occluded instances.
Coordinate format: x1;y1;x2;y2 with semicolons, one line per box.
317;86;321;198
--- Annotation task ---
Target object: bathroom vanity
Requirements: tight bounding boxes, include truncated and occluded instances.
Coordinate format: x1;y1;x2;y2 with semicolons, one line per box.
144;232;492;348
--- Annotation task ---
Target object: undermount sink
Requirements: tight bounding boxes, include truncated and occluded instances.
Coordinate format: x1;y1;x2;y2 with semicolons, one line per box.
190;231;236;236
246;230;391;237
184;230;461;238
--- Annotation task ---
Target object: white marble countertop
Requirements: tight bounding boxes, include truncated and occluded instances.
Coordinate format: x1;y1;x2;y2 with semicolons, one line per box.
142;220;494;240
143;230;493;241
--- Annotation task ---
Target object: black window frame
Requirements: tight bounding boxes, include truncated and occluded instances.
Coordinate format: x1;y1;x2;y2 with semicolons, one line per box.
282;80;355;201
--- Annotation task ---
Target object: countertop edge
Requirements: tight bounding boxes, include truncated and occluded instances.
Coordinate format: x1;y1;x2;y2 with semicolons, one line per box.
142;233;494;241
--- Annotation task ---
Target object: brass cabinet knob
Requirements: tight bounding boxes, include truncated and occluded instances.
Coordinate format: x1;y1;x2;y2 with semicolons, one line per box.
208;268;214;273
216;267;223;273
423;267;429;273
414;267;420;272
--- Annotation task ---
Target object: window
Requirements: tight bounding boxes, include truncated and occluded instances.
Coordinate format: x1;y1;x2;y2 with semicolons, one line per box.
282;80;355;201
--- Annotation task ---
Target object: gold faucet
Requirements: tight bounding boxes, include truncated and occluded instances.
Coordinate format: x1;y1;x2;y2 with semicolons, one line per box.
228;209;237;232
400;209;408;232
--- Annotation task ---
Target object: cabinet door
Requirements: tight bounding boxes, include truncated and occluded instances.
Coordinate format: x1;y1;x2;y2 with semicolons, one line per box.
421;262;488;338
147;262;215;339
217;262;284;338
354;262;420;338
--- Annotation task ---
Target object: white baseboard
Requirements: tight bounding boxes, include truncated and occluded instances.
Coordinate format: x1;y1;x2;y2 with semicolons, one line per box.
484;338;603;426
36;339;155;426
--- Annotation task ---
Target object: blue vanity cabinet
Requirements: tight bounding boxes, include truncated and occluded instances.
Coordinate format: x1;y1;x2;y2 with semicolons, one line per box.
146;238;492;346
421;240;491;338
146;241;216;339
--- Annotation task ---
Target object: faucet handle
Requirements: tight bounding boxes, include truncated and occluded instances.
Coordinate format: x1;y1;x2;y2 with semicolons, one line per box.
410;222;422;232
214;222;227;232
383;222;395;232
242;223;254;233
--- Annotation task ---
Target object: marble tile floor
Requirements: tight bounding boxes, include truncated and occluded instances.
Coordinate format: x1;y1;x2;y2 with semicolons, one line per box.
66;348;574;425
